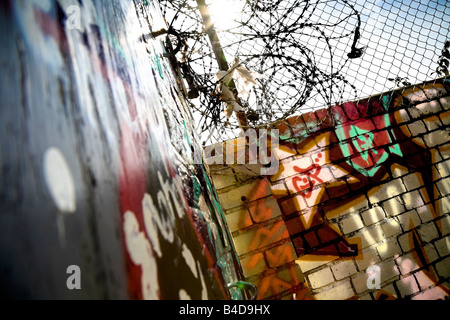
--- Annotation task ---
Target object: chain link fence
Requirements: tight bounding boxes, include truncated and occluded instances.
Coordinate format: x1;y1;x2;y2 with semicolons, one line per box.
159;0;450;145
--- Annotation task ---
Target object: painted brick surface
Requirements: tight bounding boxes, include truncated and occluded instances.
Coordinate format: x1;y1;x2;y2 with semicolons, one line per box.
210;78;450;300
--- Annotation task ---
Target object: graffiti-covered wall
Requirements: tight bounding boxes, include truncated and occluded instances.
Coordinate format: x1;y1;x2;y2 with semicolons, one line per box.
0;0;241;299
210;78;450;300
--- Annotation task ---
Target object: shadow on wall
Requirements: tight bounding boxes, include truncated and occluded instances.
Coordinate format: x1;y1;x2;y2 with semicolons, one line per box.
210;78;450;300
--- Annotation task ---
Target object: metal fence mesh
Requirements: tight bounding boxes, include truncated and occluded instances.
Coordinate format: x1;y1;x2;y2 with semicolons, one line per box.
159;0;450;145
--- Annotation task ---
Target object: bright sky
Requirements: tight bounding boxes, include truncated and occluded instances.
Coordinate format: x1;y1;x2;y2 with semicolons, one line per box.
179;0;450;144
348;0;450;99
209;0;450;107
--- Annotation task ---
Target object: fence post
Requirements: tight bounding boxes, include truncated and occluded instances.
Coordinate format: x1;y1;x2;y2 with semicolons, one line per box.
195;0;249;131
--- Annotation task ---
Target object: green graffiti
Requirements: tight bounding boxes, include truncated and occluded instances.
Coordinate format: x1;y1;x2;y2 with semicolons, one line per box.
349;125;378;166
192;175;202;206
97;21;131;68
182;121;243;299
336;113;402;177
383;113;403;158
381;95;391;111
155;53;165;79
336;125;389;177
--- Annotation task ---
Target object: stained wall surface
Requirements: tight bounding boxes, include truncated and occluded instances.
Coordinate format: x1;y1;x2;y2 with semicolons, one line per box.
211;78;450;300
0;0;240;299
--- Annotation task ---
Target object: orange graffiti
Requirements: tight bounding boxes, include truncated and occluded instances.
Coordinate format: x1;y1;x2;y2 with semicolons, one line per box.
248;221;287;251
256;270;299;299
265;244;295;267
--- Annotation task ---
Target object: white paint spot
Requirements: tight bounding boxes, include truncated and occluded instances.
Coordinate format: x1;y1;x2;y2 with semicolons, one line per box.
43;148;76;213
197;261;209;300
123;210;159;300
181;244;198;278
179;289;191;300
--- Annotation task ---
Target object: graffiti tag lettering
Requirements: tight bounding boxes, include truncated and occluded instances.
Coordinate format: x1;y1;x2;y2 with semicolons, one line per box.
292;153;324;198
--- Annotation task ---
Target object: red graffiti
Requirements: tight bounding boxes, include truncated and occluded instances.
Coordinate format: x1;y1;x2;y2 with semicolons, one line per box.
292;153;324;198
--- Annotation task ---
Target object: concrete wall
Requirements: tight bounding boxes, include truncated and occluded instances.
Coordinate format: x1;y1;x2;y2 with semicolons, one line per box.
0;0;240;299
211;79;450;300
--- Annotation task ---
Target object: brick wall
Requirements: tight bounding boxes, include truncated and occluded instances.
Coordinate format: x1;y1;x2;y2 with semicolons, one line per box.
210;78;450;300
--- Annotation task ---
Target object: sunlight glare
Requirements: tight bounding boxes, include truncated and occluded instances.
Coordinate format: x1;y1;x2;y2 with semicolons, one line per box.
208;0;244;30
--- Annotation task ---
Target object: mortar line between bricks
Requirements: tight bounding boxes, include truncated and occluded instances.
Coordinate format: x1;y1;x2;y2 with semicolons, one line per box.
237;236;291;260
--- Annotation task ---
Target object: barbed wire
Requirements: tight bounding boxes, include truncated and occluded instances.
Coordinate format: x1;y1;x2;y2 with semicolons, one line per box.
159;0;450;146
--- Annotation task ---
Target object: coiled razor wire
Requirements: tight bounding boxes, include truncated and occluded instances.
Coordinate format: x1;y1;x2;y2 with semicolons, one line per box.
159;0;450;146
